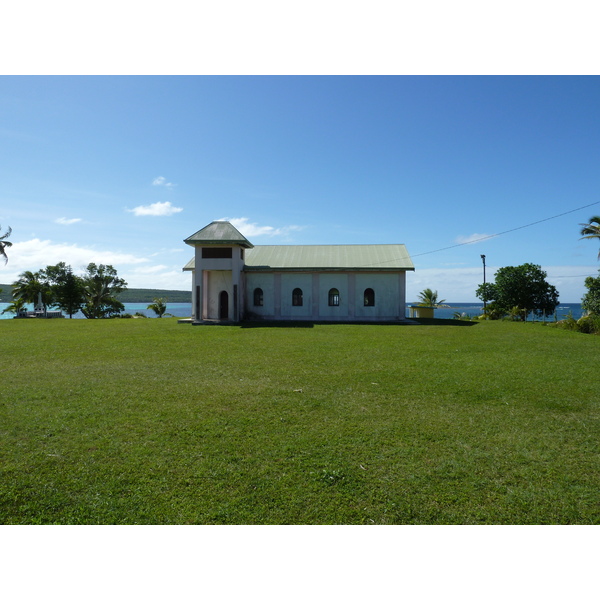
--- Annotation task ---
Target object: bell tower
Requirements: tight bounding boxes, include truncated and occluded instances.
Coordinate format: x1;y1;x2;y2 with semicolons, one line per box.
184;221;253;323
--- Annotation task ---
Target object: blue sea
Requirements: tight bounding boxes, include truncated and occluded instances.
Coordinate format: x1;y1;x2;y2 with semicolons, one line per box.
427;303;585;321
0;302;193;320
0;302;585;321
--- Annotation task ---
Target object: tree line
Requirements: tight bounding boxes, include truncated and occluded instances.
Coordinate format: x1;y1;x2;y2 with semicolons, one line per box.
2;215;600;322
2;262;127;319
415;216;600;322
473;216;600;321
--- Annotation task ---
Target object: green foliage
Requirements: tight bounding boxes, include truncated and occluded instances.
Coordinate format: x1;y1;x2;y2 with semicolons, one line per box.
580;215;600;260
476;263;559;320
452;311;478;321
481;301;507;320
42;263;85;318
81;263;127;319
12;270;52;308
581;270;600;316
475;282;497;305
118;288;191;303
1;296;26;316
552;313;600;335
1;319;599;524
508;306;527;321
2;282;189;310
11;262;127;319
417;288;448;307
147;297;172;318
0;224;12;264
577;315;600;334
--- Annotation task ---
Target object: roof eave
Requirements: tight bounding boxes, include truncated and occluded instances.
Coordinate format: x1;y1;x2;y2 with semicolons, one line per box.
184;239;254;249
244;266;415;272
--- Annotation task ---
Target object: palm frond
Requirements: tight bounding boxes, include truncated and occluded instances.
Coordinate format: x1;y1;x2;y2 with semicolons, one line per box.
0;225;12;264
579;216;600;259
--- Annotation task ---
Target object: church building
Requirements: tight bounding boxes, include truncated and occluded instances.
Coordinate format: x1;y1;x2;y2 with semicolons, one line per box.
183;221;414;324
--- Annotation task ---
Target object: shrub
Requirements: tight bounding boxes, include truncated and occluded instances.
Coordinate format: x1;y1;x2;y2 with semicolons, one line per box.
551;313;600;335
577;315;600;334
553;313;578;331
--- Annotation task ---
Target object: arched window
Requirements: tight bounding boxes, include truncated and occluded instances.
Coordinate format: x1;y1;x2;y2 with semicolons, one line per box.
292;288;303;306
364;288;375;306
328;288;340;307
253;287;263;307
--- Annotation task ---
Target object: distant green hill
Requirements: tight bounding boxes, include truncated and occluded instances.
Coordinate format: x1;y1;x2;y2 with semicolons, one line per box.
0;284;15;302
0;284;191;304
118;288;191;303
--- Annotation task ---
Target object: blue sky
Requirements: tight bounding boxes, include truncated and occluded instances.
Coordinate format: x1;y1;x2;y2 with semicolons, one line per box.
1;76;599;302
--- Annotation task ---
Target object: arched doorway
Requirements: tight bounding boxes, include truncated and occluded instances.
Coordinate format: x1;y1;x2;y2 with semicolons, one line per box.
219;291;229;320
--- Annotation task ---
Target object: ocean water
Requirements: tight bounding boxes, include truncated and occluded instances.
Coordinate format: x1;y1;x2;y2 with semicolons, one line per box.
429;303;585;321
0;302;584;321
0;302;193;320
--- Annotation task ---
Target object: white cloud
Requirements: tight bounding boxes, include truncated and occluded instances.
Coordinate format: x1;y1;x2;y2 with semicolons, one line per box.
125;266;191;290
223;217;303;238
152;176;175;188
454;233;494;245
55;217;82;225
130;264;168;275
0;238;149;283
0;239;191;292
127;201;183;217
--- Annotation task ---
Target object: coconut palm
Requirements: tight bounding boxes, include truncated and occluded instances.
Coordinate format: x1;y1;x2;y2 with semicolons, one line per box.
82;277;122;318
147;297;172;318
417;288;448;308
0;225;12;264
1;296;26;316
13;270;51;307
580;215;600;260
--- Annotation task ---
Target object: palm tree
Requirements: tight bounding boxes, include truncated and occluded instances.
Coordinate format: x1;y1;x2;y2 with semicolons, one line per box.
82;278;115;318
13;270;51;307
417;288;448;308
580;215;600;260
0;225;12;264
147;297;172;318
1;296;26;316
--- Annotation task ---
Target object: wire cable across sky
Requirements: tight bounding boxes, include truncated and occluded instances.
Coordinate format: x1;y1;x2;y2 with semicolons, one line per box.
411;200;600;259
357;199;600;270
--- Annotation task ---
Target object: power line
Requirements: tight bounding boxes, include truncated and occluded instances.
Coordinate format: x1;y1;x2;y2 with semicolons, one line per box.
548;273;598;278
354;200;600;269
411;200;600;259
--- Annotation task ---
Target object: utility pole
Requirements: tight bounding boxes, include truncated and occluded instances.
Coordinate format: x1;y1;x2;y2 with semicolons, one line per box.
480;254;487;314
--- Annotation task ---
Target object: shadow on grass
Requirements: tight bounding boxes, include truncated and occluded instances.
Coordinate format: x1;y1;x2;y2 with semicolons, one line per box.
240;320;315;328
189;318;478;328
240;319;479;328
410;318;479;326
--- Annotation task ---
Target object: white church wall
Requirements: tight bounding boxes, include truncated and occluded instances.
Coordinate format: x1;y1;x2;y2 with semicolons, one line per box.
280;273;313;318
354;272;401;319
245;273;276;318
317;273;349;320
206;270;233;320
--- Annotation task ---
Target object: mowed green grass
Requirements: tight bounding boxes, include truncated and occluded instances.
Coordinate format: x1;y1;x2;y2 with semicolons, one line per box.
1;318;598;524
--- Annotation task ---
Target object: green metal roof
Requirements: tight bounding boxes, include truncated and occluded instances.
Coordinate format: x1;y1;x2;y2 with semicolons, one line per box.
184;221;254;248
183;244;414;272
246;245;414;270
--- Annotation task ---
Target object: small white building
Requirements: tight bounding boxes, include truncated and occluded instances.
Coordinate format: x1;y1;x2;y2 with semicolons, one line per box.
183;221;415;324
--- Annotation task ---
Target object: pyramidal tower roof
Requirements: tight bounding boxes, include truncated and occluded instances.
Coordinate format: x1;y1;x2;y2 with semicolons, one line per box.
184;221;254;248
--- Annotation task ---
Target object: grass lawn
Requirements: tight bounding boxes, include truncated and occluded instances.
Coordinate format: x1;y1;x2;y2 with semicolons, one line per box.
1;318;598;524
